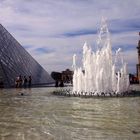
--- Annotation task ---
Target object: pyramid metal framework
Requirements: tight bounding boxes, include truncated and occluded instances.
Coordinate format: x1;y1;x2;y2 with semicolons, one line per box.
0;24;54;87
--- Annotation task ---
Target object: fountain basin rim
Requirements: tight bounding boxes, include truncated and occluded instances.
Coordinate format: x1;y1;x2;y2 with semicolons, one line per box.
52;90;139;98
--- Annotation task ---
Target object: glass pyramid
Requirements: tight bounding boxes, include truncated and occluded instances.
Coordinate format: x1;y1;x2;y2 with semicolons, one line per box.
0;24;54;87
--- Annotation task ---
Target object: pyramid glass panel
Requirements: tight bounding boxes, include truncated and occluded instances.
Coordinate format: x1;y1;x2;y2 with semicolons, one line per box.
0;24;54;87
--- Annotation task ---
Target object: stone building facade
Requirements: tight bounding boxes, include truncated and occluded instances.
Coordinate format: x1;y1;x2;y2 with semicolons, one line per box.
51;69;73;87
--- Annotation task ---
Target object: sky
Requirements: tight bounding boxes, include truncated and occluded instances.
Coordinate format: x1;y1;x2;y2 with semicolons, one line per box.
0;0;140;74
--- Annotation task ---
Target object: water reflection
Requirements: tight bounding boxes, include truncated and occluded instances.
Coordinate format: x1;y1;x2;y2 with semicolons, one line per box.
0;88;140;140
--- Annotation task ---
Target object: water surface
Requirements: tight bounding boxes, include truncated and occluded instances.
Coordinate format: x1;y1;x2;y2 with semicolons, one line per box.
0;87;140;140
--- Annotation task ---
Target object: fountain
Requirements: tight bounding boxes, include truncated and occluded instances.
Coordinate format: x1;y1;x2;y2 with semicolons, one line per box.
72;18;130;97
53;18;131;97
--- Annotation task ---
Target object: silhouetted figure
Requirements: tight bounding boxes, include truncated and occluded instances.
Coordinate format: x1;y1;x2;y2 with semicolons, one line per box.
15;76;19;88
28;76;32;88
19;75;22;88
59;80;64;87
0;81;4;88
55;80;59;87
23;76;28;88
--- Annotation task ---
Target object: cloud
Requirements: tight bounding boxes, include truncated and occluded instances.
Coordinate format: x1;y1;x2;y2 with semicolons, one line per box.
61;29;97;37
0;0;139;74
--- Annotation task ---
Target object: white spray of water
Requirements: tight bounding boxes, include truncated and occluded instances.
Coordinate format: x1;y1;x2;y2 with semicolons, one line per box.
72;18;129;95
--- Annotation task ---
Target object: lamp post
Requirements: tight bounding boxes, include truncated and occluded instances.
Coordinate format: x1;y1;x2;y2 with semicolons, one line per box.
136;32;140;83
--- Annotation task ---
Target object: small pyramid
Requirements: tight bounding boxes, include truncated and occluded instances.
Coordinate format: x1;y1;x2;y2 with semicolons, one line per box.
0;24;54;87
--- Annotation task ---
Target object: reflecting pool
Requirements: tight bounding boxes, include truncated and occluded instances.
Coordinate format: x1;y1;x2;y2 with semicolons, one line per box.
0;87;140;140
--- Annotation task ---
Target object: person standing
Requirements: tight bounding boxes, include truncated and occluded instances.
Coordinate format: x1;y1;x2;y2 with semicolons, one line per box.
23;76;28;88
28;76;32;88
19;75;22;88
15;76;19;88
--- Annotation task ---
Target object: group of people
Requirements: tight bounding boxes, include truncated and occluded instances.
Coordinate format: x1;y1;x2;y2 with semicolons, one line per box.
15;75;32;88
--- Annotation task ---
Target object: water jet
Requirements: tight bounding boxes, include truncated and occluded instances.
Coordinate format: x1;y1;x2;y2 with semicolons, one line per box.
71;18;130;97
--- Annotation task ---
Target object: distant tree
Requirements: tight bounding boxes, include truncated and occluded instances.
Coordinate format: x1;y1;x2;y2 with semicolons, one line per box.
51;72;62;87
